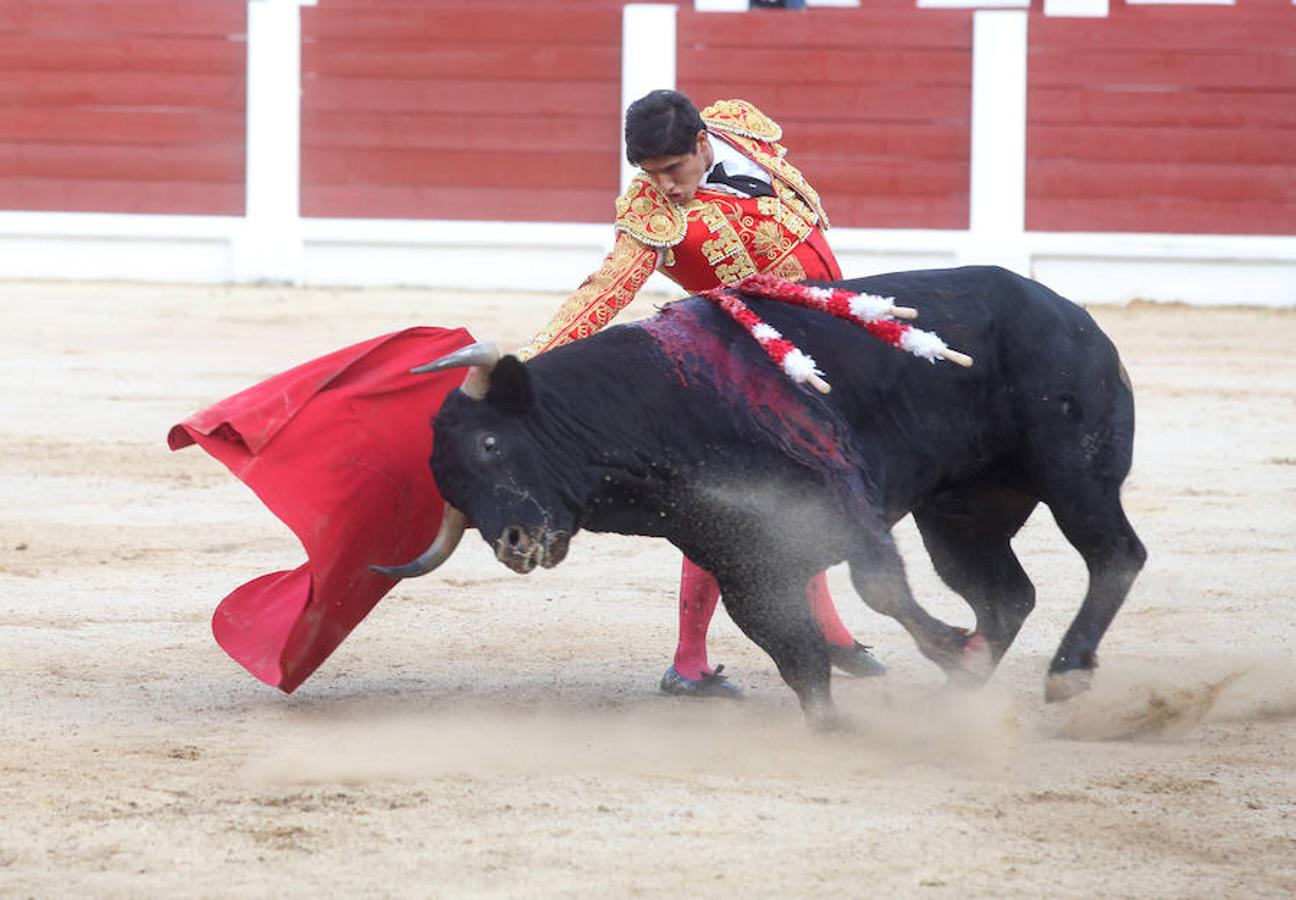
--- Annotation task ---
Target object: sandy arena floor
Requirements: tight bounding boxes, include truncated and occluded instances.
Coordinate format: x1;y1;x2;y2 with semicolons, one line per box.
1;279;1294;897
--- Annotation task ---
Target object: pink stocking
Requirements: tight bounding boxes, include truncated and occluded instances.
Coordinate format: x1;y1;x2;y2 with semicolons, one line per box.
673;562;858;679
673;556;721;679
806;572;855;648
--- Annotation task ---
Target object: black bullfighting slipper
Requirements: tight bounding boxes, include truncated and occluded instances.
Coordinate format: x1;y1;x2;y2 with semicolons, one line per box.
828;641;888;678
659;664;744;700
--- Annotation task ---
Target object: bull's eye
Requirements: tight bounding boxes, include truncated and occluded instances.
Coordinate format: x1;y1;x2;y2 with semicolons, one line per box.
480;434;498;454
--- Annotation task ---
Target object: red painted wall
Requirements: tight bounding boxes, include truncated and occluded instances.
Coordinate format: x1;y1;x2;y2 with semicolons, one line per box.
1;1;1289;238
1027;0;1296;235
300;0;626;222
676;4;972;230
299;0;972;230
0;1;246;215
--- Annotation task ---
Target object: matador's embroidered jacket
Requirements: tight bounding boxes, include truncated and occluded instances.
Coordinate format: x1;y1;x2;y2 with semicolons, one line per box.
517;99;841;360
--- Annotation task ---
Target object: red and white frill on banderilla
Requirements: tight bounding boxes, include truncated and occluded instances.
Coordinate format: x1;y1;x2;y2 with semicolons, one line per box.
701;272;974;393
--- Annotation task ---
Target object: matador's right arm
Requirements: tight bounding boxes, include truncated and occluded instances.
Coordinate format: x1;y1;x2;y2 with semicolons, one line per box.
514;232;658;361
514;176;686;362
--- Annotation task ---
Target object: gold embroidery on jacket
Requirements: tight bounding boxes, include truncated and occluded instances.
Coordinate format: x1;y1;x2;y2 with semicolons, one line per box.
518;232;658;359
749;219;794;261
692;200;757;281
715;257;758;283
769;185;816;234
699;210;743;264
614;175;686;248
757;195;812;243
770;253;806;282
717;131;829;230
701;99;782;142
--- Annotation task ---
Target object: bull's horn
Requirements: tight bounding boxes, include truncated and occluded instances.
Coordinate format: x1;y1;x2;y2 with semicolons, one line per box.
369;506;468;579
411;342;501;400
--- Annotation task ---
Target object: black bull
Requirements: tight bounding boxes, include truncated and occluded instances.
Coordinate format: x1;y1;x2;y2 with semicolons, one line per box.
377;265;1147;727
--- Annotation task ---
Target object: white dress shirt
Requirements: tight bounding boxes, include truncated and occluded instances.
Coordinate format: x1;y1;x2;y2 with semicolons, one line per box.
702;133;774;197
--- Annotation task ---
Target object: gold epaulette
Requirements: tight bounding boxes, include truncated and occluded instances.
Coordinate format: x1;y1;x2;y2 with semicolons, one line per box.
614;175;687;248
702;99;829;229
701;99;783;143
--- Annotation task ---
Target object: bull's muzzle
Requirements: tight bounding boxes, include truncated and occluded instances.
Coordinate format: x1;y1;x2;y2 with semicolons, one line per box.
495;525;570;574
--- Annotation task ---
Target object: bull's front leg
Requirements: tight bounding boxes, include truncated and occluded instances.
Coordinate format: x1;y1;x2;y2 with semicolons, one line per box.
717;570;841;730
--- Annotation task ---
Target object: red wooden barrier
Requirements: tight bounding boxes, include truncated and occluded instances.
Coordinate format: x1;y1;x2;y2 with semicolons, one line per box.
0;0;246;215
300;1;974;230
1027;1;1296;235
1;0;1288;239
300;1;625;222
677;7;973;230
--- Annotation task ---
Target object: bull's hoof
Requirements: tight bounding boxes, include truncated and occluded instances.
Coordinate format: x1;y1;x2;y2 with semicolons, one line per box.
1045;668;1094;703
960;632;995;680
940;631;994;688
827;641;887;678
804;703;854;733
659;664;744;700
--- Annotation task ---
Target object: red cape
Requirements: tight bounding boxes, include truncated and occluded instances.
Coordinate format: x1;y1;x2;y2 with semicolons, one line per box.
168;326;474;692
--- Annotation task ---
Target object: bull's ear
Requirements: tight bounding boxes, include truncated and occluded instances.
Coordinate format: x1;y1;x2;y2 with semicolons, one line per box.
486;355;533;414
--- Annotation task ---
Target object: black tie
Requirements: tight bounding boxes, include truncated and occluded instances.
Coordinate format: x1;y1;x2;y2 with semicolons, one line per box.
705;162;776;199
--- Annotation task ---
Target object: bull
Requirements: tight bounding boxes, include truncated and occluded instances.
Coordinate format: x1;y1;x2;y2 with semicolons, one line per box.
374;266;1146;728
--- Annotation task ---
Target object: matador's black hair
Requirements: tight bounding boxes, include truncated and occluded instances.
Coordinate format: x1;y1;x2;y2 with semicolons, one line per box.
624;90;705;165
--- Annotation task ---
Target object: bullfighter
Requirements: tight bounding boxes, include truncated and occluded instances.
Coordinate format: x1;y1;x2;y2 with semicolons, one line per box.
516;90;885;697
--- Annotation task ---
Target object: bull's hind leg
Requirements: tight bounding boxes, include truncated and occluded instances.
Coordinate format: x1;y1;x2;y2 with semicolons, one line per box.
846;531;973;678
1028;376;1146;701
718;573;838;729
912;483;1039;680
1043;488;1146;701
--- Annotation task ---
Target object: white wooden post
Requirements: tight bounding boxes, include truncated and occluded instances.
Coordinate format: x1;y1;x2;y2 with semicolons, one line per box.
961;9;1030;273
1044;0;1109;16
621;4;678;191
234;0;314;283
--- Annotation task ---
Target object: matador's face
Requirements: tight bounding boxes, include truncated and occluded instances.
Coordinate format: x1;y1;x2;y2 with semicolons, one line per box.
638;130;714;207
